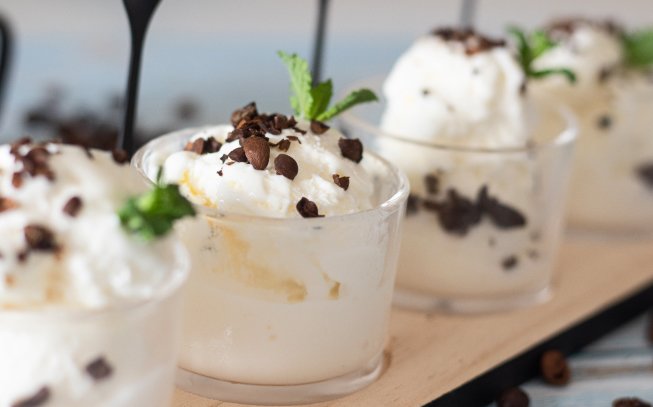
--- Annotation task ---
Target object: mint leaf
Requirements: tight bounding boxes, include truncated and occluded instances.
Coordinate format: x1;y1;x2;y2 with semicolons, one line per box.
119;182;196;242
532;68;577;84
308;79;333;119
317;89;378;121
623;29;653;68
278;51;313;117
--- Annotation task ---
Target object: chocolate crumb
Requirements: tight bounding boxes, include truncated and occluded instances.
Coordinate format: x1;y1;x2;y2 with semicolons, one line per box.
332;174;350;191
597;115;612;130
277;139;291;152
424;174;440;195
228;147;248;163
243;136;270;170
406;194;420;216
287;135;302;144
310;120;330;135
478;186;527;229
85;356;113;381
217;170;223;176
636;163;653;189
296;197;324;218
497;387;530;407
220;154;228;163
0;197;18;212
540;350;571;386
338;138;364;163
502;255;519;271
12;386;50;407
24;225;58;251
62;196;83;217
274;154;299;180
111;148;129;165
613;398;653;407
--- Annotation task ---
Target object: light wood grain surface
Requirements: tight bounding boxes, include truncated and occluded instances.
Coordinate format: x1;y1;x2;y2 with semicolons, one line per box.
173;235;653;407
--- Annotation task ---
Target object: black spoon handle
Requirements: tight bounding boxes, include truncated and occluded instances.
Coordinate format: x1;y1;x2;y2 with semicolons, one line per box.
0;12;13;126
311;0;330;85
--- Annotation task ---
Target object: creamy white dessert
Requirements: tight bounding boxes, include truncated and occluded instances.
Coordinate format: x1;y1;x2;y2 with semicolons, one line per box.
376;28;573;310
530;19;653;232
0;140;188;407
136;100;406;392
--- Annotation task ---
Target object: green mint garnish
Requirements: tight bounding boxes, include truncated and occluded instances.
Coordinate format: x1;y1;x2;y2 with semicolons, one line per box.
508;26;577;84
622;28;653;69
278;51;378;121
118;170;195;241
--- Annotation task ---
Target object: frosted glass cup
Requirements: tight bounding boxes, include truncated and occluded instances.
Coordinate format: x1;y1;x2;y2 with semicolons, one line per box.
133;130;408;405
339;77;577;313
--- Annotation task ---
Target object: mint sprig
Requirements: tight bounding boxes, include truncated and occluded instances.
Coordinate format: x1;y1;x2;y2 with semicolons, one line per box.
622;28;653;69
508;26;577;84
118;171;195;241
278;51;378;121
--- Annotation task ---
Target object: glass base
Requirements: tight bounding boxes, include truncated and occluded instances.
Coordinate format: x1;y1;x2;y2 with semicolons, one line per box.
393;285;552;314
175;352;385;405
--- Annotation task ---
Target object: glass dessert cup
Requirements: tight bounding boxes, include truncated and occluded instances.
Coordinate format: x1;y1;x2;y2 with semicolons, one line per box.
132;130;409;405
559;88;653;236
0;243;189;407
339;76;577;314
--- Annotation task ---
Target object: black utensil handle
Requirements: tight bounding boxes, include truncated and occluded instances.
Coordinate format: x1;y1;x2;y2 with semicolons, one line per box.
119;34;144;154
311;0;330;85
0;12;13;125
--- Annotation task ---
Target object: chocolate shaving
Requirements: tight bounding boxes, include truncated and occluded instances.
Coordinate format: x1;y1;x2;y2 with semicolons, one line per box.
338;138;363;163
184;137;222;155
227;147;248;163
332;174;350;191
11;386;50;407
243;136;270;170
636;163;653;189
296;197;324;218
274;154;298;180
310;120;330;135
0;197;18;212
540;350;571;386
613;398;653;407
477;186;527;229
230;102;258;126
85;356;113;381
431;27;506;55
62;196;83;217
24;225;58;251
226;103;305;142
277;139;291;152
496;387;530;407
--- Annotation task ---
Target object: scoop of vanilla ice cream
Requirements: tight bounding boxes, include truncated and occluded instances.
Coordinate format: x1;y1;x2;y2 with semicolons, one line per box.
380;30;527;148
157;119;376;218
0;141;181;310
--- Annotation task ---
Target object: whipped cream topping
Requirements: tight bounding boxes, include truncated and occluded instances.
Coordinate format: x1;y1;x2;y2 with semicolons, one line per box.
156;105;376;218
380;29;528;148
0;141;180;310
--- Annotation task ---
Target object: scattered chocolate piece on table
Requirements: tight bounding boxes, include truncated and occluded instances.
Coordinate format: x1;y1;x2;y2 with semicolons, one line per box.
540;350;571;386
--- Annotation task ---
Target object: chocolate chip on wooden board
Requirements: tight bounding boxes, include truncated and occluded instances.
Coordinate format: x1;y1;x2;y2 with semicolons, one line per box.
496;387;530;407
86;356;113;381
338;138;363;163
540;350;571;386
332;174;350;191
613;398;653;407
11;386;50;407
296;197;324;218
243;136;270;170
274;154;298;180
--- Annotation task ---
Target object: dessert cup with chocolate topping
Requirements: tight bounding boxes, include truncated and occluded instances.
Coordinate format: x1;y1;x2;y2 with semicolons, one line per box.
527;19;653;234
339;28;577;313
133;98;408;403
0;140;191;407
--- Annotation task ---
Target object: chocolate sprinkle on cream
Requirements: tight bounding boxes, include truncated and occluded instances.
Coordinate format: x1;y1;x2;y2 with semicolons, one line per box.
184;137;222;155
230;102;259;126
338;138;363;163
226;103;305;143
274;154;298;180
24;225;58;252
636;163;653;189
540;350;571;386
296;197;324;218
277;139;291;152
63;196;83;217
432;27;506;55
0;197;18;212
332;174;350;191
85;356;113;381
478;186;527;229
228;147;248;163
11;386;50;407
613;398;653;407
111;148;129;165
243;136;270;170
310;120;330;135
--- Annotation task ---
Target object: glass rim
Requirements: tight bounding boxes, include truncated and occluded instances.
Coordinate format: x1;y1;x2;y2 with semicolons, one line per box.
338;74;578;155
132;127;411;225
0;240;189;321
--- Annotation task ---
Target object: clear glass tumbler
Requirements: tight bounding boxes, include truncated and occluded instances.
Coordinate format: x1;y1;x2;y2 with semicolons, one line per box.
133;130;409;405
339;77;577;313
0;243;188;407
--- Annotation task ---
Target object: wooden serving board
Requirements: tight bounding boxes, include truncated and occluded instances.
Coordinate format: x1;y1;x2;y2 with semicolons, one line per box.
173;235;653;407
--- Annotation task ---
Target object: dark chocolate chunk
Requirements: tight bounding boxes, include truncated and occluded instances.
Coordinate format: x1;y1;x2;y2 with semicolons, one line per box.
497;387;530;407
185;138;206;154
597;115;612;130
502;255;519;271
274;154;299;180
636;163;653;189
62;196;83;217
111;148;129;165
205;137;222;154
424;174;440;195
310;120;330;135
540;350;571;386
230;102;258;126
243;136;270;170
12;386;50;407
435;189;482;235
432;27;506;55
24;225;58;251
332;174;350;191
477;186;527;229
0;197;18;212
277;139;291;152
613;398;653;407
338;138;363;163
228;147;248;163
296;197;324;218
85;356;113;381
